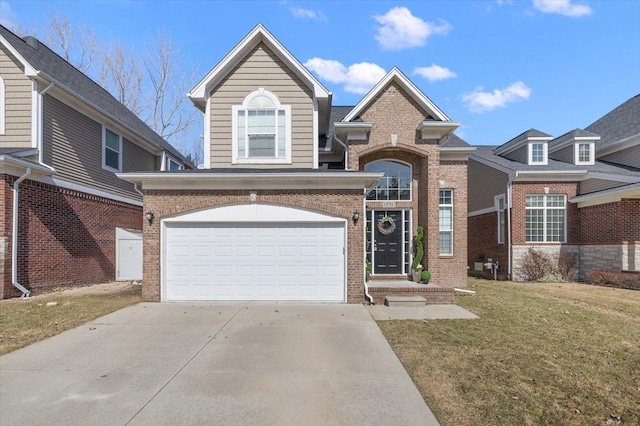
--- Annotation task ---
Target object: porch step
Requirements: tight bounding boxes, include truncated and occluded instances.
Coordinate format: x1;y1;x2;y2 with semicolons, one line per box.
384;296;427;307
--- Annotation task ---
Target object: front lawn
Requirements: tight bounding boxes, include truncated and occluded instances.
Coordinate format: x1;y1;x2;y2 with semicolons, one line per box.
0;282;141;356
378;278;640;425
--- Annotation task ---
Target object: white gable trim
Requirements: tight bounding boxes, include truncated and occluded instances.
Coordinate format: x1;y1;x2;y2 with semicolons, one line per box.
0;34;38;76
343;67;450;123
188;24;330;104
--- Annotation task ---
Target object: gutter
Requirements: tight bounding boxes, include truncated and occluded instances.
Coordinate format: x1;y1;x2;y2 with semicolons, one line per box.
12;168;32;298
333;134;349;170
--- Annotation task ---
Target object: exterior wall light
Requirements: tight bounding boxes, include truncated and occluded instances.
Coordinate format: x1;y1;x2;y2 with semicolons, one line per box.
352;210;360;224
146;211;154;225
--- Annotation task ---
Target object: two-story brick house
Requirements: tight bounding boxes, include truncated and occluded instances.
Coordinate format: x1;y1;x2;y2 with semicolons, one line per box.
467;94;640;281
121;25;473;303
0;25;190;298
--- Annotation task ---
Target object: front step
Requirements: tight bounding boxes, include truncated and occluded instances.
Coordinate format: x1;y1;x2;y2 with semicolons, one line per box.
384;296;426;307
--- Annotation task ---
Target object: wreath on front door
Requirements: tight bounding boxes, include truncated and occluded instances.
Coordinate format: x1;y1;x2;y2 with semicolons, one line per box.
377;215;396;235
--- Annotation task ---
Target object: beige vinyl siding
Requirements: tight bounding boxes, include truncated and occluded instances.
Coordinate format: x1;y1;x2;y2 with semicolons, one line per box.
600;144;640;169
579;178;629;195
503;145;527;163
468;159;509;212
0;44;32;147
550;145;574;163
209;42;314;168
43;95;153;200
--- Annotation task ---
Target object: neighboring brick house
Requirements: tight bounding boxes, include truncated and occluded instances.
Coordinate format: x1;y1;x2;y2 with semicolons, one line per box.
467;94;640;281
0;25;190;298
120;25;474;304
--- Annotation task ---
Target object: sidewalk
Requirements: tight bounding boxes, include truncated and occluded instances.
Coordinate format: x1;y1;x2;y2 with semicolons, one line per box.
366;304;479;321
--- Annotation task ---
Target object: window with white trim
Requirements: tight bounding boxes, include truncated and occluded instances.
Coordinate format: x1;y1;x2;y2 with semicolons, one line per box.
439;189;453;255
166;156;182;171
0;76;5;135
232;88;291;163
528;142;547;165
364;160;412;201
575;142;594;165
525;194;566;242
103;128;122;172
496;195;506;244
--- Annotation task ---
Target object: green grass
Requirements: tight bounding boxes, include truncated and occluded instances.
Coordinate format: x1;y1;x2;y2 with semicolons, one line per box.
0;283;141;356
378;278;640;426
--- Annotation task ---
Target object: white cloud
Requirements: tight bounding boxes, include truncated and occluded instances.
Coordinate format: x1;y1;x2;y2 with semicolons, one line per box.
413;65;457;82
289;6;327;22
373;7;451;50
304;58;386;95
532;0;592;17
462;81;532;113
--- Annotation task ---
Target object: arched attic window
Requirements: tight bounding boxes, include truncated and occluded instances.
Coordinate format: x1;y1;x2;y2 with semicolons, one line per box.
364;160;412;201
232;88;291;163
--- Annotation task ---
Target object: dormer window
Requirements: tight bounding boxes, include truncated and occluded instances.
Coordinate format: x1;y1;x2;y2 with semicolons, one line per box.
575;142;594;165
528;142;547;165
232;88;291;164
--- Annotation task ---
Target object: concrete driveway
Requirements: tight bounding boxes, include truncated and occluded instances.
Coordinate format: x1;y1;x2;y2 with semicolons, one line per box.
1;302;439;425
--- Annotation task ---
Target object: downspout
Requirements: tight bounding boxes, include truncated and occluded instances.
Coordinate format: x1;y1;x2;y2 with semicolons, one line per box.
363;189;374;305
12;168;32;297
333;134;349;170
507;180;513;280
134;183;143;197
37;82;55;164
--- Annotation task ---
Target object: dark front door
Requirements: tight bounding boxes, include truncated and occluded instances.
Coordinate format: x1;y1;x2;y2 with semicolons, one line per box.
373;210;403;274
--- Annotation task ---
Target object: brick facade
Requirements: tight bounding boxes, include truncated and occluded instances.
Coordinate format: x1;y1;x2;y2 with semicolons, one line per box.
348;81;469;288
0;174;142;298
467;212;510;280
141;189;364;302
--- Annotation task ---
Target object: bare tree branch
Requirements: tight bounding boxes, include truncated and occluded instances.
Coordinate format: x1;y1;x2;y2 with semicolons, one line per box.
101;42;145;116
44;14;98;73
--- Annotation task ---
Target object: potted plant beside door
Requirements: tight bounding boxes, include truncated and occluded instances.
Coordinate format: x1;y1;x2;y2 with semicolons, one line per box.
411;226;425;282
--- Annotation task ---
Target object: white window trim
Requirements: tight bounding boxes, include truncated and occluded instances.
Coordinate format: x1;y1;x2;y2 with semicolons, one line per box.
0;76;5;135
528;142;548;165
495;194;506;244
439;189;454;256
102;127;122;172
575;142;595;165
231;88;292;164
525;194;567;243
364;159;413;202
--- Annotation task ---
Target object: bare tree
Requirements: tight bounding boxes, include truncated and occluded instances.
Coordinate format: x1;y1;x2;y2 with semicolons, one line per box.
143;30;197;142
100;42;145;116
45;14;98;74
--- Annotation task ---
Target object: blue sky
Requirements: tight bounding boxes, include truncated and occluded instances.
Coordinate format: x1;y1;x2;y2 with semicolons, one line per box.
2;0;639;146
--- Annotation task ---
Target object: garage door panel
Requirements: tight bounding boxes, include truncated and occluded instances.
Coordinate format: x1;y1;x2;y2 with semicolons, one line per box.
165;223;344;301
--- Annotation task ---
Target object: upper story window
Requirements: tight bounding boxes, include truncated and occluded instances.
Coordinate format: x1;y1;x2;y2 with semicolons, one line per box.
439;189;454;255
575;142;594;165
163;154;183;171
364;160;411;201
528;142;547;165
232;88;291;164
102;128;122;172
0;76;5;135
525;194;566;243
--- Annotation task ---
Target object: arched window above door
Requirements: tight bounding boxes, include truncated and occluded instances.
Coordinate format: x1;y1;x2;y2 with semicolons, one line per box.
364;160;411;201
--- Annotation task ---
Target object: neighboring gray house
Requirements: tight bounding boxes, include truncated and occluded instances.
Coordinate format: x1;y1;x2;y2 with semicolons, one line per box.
467;94;640;281
0;24;191;298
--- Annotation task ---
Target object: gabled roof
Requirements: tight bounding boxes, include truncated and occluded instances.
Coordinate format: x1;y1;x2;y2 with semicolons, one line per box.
493;128;553;156
585;94;640;151
441;133;470;148
0;25;191;166
342;67;451;123
548;128;600;152
188;24;331;109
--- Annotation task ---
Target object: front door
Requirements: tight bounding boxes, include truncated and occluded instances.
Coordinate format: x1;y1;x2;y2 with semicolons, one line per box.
373;210;403;274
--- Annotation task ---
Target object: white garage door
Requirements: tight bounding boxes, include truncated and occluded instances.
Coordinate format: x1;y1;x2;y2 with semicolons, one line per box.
165;223;345;301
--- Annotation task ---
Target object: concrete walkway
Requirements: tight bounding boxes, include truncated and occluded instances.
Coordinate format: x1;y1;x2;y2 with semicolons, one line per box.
367;304;479;321
1;302;440;426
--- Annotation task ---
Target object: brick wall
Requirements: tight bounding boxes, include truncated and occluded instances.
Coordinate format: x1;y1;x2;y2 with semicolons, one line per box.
1;175;142;298
467;212;510;280
142;189;364;303
579;202;620;244
511;182;580;245
346;81;468;288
